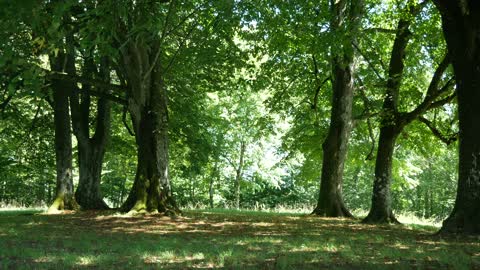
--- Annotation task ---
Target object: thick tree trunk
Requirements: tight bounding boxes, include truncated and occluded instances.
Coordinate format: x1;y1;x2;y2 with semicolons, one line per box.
434;1;480;234
312;0;362;217
71;58;111;210
363;126;400;223
312;61;354;217
75;140;109;209
121;102;177;214
47;55;79;213
119;47;178;214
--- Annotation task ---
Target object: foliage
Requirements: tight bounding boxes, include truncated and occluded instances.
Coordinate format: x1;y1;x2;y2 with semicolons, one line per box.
0;0;461;220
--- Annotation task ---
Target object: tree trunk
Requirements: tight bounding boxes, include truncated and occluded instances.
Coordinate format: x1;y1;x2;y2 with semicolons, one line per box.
47;54;79;213
209;163;217;208
362;3;425;223
119;42;178;214
363;126;400;223
312;62;354;217
75;140;109;209
234;141;246;209
312;0;362;217
70;57;111;210
121;101;177;214
434;1;480;234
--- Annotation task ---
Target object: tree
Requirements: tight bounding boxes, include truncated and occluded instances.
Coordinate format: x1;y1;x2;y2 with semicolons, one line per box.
47;52;79;213
312;0;363;217
70;56;112;210
433;0;480;234
83;0;242;214
362;1;456;223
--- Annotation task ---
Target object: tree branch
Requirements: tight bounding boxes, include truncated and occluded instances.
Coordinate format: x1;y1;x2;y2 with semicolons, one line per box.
122;105;135;136
46;71;127;105
0;94;14;116
352;41;384;81
364;28;397;34
403;52;453;123
418;116;458;145
312;77;330;110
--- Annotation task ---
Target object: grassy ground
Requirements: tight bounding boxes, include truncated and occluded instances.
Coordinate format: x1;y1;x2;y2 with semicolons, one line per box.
0;209;479;269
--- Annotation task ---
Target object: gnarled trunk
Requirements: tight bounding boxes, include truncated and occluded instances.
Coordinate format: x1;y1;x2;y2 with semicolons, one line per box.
72;58;111;210
119;42;178;214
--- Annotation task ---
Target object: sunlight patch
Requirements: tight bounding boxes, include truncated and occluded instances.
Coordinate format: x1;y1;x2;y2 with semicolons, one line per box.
291;244;320;252
34;256;53;263
76;255;96;266
252;222;275;227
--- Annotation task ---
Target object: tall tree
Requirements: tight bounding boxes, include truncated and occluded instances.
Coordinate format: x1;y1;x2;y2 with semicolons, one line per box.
47;52;79;213
363;1;456;223
312;0;363;217
89;0;241;214
70;56;112;210
433;0;480;234
110;1;177;214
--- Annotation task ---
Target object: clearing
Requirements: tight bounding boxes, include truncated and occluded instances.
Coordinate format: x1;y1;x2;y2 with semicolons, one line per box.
0;209;479;269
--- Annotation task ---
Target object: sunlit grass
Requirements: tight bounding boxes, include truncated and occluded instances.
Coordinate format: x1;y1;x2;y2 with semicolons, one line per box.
0;208;478;269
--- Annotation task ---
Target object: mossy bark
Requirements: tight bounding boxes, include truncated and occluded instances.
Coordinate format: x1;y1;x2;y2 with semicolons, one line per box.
119;38;179;215
47;53;79;213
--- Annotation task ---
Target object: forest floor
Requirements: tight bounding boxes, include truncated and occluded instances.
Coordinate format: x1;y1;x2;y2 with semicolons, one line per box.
0;209;479;269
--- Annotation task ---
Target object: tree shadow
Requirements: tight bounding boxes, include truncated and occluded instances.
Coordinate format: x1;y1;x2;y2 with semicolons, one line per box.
0;210;478;269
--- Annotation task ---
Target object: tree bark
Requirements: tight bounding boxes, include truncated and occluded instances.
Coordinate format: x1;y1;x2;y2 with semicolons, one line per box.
47;53;79;213
71;57;111;210
434;0;480;234
119;40;179;215
363;126;400;223
363;2;432;224
362;15;410;223
312;0;362;217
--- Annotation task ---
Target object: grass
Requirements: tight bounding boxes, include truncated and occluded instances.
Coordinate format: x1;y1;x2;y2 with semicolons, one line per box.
0;208;479;269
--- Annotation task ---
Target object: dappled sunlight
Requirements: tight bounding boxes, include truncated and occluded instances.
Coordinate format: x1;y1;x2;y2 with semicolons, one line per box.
76;255;96;266
0;209;478;269
33;256;53;263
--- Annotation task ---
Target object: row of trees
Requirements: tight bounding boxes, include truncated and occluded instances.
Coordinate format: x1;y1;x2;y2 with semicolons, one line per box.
0;0;478;234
